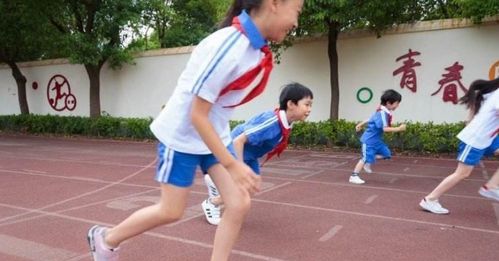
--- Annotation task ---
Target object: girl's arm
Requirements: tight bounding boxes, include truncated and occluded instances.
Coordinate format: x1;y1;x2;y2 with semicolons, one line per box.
191;96;260;194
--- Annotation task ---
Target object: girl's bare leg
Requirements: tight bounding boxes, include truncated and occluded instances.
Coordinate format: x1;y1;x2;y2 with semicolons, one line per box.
484;168;499;189
426;162;474;200
104;184;190;248
208;164;251;261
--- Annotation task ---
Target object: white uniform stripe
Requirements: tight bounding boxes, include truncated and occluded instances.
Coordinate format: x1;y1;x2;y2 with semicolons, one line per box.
191;30;241;95
244;116;278;136
159;147;174;183
362;143;367;162
459;144;472;162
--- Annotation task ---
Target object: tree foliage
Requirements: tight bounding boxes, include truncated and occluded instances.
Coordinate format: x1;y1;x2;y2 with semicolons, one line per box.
136;0;219;49
0;0;63;114
37;0;144;117
454;0;499;22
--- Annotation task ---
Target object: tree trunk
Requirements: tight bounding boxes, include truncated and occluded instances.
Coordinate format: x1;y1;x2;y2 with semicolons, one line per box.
7;61;29;114
327;21;340;120
84;63;103;118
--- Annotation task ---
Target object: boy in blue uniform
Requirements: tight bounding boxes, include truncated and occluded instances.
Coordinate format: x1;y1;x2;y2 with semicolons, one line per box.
202;82;313;225
349;89;406;184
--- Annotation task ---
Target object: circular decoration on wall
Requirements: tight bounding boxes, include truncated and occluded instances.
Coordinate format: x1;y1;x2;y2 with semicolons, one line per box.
356;87;373;104
32;81;38;90
489;61;499;80
46;74;77;112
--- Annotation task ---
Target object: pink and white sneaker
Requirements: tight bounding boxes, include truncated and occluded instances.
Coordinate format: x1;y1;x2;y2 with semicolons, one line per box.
478;185;499;201
87;225;119;261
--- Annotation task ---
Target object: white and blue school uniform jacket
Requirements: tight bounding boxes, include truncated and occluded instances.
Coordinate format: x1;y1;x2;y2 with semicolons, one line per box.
150;11;268;154
360;106;393;145
231;110;290;161
457;89;499;149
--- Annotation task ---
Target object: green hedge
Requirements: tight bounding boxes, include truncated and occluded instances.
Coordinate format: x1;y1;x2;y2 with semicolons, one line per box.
0;114;465;154
0;114;154;139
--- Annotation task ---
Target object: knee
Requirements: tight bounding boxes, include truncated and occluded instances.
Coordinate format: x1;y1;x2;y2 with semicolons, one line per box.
224;194;252;216
455;169;473;179
156;205;184;224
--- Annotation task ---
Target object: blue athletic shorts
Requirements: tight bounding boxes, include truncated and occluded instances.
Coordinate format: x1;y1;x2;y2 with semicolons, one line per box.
155;142;235;187
484;136;499;157
200;156;261;175
457;137;499;166
361;142;391;164
244;159;261;175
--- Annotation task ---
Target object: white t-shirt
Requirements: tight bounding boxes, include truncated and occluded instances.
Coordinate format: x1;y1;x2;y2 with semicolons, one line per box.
150;12;268;154
457;89;499;149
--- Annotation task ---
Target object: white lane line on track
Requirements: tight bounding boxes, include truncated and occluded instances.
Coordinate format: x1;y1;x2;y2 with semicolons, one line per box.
319;225;343;242
0;159;157;224
255;182;292;196
0;204;283;261
0;234;80;261
364;195;378;204
254;198;499;235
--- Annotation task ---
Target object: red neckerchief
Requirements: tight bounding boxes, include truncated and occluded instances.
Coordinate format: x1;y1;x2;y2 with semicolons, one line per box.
491;128;498;137
218;17;273;108
262;110;290;164
377;105;392;127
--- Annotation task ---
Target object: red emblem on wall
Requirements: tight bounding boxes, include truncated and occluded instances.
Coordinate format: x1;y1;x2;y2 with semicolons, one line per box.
47;74;77;111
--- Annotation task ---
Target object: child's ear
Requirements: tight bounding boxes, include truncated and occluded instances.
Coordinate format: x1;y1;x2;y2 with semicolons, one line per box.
287;100;295;108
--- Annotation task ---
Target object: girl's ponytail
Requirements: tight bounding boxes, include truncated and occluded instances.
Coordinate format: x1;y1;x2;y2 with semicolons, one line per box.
219;0;264;28
460;78;499;114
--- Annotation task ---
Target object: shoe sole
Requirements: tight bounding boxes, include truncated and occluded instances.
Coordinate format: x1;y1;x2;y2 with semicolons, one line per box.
87;225;99;260
419;202;449;214
349;180;365;184
479;190;499;201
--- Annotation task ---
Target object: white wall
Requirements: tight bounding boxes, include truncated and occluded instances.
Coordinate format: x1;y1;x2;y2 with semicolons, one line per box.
1;18;498;123
338;23;499;123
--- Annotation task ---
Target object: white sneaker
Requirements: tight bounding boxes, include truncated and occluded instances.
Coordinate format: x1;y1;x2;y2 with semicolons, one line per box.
478;186;499;201
349;175;365;184
419;198;449;214
363;164;372;174
202;199;221;225
87;225;119;261
204;175;219;198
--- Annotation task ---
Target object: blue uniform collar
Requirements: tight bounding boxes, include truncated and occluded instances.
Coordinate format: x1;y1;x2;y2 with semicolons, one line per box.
237;10;267;49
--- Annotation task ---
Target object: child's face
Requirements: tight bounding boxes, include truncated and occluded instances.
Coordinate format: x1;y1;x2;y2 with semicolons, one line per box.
267;0;304;43
290;96;313;121
386;101;400;111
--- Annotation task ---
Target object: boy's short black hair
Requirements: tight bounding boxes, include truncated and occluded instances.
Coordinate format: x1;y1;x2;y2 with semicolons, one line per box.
380;89;402;105
279;82;313;110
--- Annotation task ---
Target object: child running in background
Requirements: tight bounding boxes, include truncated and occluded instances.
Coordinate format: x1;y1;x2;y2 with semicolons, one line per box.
87;0;304;260
201;82;313;225
349;89;406;184
420;78;499;214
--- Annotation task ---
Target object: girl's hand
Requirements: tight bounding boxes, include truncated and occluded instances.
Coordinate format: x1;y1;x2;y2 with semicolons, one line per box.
225;160;261;195
398;124;407;131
